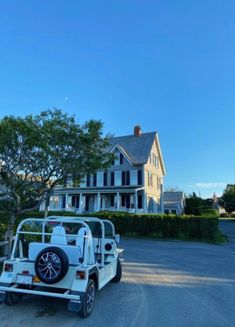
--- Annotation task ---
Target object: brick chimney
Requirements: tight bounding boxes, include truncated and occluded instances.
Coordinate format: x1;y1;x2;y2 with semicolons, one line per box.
134;125;141;137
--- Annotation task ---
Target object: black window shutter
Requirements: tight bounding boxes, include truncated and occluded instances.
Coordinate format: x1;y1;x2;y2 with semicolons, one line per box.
86;175;90;187
111;172;114;186
104;172;107;186
122;171;126;185
126;171;130;185
93;173;97;187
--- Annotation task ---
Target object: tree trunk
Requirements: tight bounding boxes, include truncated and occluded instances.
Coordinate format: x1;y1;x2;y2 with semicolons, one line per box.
44;192;51;218
5;213;16;259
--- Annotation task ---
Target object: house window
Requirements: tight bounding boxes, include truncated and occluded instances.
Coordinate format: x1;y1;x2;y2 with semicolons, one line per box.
110;195;115;207
120;153;123;164
138;195;142;209
157;176;162;190
104;172;107;186
126;194;130;208
71;196;76;207
97;172;104;187
121;171;130;186
148;172;153;187
86;175;90;187
138;170;142;185
93;173;97;187
72;195;80;208
114;152;120;166
115;171;121;186
111;172;114;186
130;170;137;185
62;195;66;209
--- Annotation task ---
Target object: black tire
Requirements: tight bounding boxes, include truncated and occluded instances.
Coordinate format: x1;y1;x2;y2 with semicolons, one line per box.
35;246;69;284
112;258;122;283
4;292;22;305
79;279;96;318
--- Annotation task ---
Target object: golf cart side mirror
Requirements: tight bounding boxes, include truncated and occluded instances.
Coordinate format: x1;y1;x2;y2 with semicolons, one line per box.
115;234;120;244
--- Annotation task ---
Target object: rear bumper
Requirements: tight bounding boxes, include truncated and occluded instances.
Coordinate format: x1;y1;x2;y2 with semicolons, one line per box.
0;285;81;301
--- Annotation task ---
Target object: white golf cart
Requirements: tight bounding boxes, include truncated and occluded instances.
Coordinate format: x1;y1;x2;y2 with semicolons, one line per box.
0;216;123;317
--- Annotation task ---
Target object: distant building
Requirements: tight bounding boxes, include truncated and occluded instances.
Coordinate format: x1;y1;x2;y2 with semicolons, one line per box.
212;193;226;214
42;126;166;214
163;191;185;215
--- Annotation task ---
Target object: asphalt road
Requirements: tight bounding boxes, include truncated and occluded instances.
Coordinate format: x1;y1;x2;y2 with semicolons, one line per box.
0;222;235;327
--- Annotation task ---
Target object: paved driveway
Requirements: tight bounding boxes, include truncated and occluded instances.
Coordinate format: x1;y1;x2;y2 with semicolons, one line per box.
0;223;235;327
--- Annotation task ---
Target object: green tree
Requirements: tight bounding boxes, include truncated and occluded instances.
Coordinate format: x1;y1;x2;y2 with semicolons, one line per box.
185;193;216;216
221;184;235;213
185;192;204;215
0;109;113;248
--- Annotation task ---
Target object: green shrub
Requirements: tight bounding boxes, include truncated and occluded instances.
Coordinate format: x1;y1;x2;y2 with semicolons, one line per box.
0;210;223;243
199;207;219;217
220;212;230;218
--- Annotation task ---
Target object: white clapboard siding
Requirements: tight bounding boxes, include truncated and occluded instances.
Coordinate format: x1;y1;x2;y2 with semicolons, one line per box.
130;170;137;185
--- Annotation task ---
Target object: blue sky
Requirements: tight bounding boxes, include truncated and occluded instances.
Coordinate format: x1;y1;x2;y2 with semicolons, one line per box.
0;1;234;198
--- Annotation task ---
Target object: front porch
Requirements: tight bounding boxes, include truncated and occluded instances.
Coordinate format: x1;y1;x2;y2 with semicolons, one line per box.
47;188;146;214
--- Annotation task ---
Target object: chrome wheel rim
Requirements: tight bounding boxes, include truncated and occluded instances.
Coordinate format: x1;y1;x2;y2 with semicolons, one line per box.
86;283;95;314
38;252;62;279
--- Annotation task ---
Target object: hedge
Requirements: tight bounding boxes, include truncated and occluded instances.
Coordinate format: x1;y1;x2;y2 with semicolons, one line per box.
0;210;220;242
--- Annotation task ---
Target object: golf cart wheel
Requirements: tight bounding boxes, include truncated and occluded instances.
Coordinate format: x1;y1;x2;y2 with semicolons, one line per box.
112;258;122;283
79;279;96;318
35;246;69;284
4;292;22;305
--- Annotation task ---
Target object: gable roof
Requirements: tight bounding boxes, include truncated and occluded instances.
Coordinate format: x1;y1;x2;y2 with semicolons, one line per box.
106;131;166;174
164;191;185;204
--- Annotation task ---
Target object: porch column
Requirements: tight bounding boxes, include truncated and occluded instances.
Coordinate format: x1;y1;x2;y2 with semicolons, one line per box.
144;192;148;213
78;193;83;213
65;193;69;211
134;190;138;213
96;192;101;212
116;192;120;211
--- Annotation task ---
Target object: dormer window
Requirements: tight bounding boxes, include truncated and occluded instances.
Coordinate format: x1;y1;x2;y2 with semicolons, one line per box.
112;151;124;166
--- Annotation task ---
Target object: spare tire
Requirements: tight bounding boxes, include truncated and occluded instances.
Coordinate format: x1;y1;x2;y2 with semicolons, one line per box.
35;246;69;284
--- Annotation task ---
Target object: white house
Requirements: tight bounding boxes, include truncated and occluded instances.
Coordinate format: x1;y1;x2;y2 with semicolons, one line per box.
44;126;166;214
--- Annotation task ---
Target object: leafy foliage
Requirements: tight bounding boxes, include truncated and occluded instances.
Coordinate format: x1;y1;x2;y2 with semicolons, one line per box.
185;192;217;216
0;109;112;227
221;184;235;213
0;209;223;243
